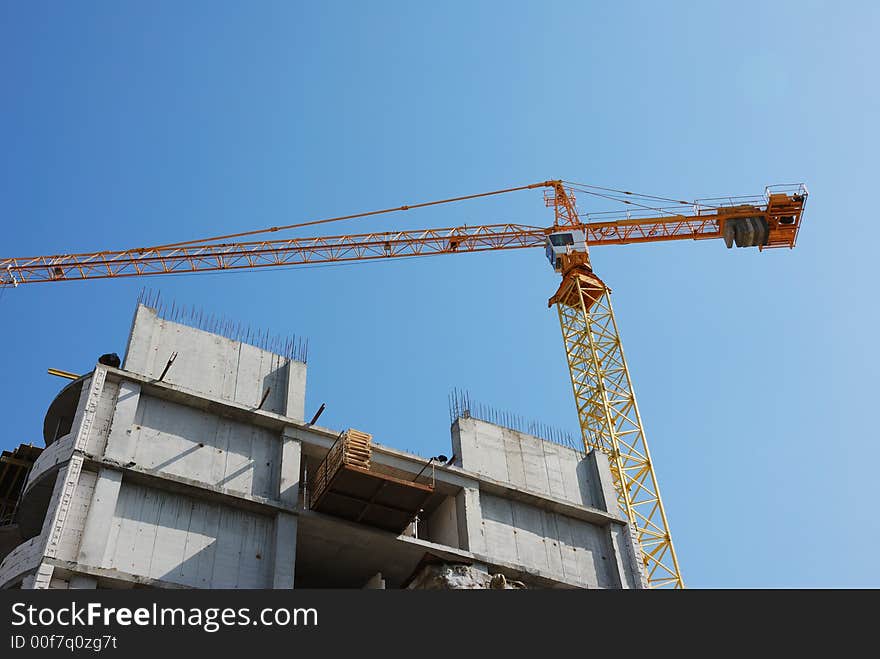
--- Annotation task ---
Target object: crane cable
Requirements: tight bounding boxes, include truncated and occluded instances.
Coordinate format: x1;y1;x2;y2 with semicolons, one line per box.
562;180;713;208
4;179;729;264
115;179;717;252
563;181;693;206
147;181;552;251
562;180;724;221
565;184;693;217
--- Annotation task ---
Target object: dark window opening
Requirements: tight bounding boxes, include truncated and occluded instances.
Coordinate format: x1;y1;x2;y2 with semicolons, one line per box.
549;233;574;247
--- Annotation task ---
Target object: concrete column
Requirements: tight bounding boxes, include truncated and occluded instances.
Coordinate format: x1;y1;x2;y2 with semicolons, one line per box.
40;456;84;560
69;575;98;589
622;523;648;589
586;450;648;589
272;513;298;589
273;433;302;589
71;367;108;454
605;524;647;589
426;496;460;548
605;526;629;589
76;469;123;568
450;417;491;475
284;362;307;422
65;375;96;447
122;305;160;374
585;450;620;517
103;382;141;464
278;433;302;506
455;487;486;554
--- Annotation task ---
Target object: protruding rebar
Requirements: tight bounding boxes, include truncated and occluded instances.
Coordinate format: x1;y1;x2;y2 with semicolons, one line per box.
135;288;309;362
448;388;581;454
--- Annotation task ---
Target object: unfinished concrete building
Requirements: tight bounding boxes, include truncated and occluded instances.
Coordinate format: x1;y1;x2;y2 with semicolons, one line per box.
0;298;647;589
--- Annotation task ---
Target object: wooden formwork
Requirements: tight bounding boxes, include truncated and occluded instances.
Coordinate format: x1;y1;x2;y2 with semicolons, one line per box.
309;428;435;534
310;429;373;505
0;444;42;526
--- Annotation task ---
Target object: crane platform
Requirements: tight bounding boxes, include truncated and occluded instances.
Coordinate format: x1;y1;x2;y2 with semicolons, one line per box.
308;429;435;534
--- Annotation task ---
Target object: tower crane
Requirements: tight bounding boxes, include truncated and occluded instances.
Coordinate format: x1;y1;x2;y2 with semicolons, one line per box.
0;179;809;588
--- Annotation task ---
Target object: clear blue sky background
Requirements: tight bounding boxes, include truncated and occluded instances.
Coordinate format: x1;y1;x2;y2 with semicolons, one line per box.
1;1;877;587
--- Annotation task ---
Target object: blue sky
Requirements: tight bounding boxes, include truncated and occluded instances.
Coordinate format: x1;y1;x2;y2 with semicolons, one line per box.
1;1;877;587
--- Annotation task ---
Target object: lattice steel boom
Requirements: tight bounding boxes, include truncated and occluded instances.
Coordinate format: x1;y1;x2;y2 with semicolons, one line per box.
0;180;807;287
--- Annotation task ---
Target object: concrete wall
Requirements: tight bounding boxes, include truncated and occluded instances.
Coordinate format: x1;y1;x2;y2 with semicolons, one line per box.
123;305;306;421
425;495;459;548
101;482;274;588
110;394;280;499
450;416;645;588
480;493;618;588
451;417;594;507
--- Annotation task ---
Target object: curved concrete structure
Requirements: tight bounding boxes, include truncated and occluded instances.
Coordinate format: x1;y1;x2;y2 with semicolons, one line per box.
15;426;80;542
42;376;86;445
16;469;57;539
26;433;73;495
0;536;42;589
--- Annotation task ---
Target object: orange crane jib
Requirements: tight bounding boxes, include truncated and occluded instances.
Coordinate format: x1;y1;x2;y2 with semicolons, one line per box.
0;181;807;286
